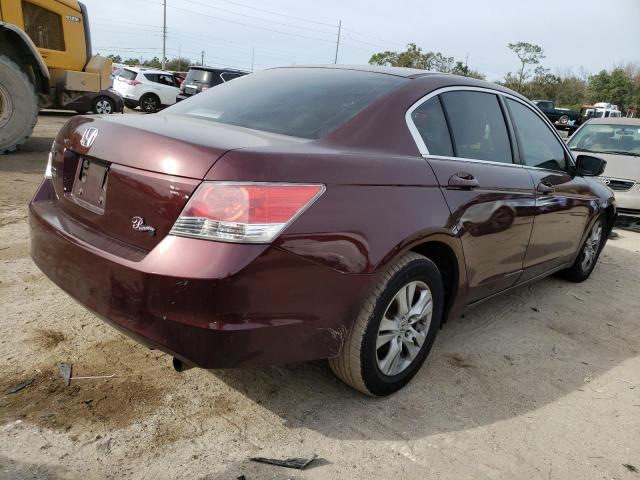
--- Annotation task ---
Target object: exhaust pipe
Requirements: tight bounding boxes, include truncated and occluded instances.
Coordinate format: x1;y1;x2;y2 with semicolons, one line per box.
172;357;194;372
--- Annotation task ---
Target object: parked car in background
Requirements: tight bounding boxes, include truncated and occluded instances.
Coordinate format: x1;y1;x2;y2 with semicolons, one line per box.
568;117;640;217
532;99;580;133
176;66;248;102
47;88;124;115
173;72;187;87
113;67;180;113
31;66;615;396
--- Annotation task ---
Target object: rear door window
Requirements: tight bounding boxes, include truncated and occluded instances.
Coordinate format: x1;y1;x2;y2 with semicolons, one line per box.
506;99;567;171
410;97;453;156
144;73;159;83
158;74;177;87
440;91;513;163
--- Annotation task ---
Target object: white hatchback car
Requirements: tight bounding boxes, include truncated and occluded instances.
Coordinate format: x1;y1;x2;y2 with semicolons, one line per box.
113;68;180;113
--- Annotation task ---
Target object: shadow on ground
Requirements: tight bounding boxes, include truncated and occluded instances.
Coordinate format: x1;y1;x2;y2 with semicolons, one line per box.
208;243;640;441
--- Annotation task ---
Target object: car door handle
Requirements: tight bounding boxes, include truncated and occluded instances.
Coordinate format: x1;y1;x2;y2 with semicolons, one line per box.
536;181;555;194
448;173;479;190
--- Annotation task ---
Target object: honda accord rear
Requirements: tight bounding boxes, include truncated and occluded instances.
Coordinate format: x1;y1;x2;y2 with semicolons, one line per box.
30;66;612;396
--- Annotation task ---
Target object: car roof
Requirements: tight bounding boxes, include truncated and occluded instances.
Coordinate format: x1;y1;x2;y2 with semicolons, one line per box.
139;69;175;75
270;64;437;78
190;66;249;74
587;117;640;125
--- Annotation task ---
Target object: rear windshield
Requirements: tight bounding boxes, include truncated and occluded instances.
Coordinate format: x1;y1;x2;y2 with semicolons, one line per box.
119;69;137;81
166;68;407;139
185;69;215;85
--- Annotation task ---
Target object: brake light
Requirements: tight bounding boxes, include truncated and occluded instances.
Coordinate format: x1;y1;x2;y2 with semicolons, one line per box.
126;79;142;86
170;182;325;243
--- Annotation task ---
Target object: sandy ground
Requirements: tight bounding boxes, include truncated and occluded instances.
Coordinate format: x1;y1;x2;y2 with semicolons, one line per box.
0;113;639;480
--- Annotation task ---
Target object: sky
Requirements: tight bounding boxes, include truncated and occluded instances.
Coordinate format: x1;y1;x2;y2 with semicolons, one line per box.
84;0;640;80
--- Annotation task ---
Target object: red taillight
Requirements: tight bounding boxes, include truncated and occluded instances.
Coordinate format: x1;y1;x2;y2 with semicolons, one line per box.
126;79;142;86
171;183;324;243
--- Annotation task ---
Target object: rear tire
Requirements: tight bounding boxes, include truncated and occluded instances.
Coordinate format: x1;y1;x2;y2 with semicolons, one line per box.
329;252;443;396
92;96;115;114
0;55;38;154
139;93;160;113
559;215;606;282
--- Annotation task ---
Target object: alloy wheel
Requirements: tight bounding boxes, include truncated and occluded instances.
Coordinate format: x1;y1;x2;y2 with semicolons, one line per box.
142;96;158;112
376;280;433;376
581;221;603;272
94;99;112;114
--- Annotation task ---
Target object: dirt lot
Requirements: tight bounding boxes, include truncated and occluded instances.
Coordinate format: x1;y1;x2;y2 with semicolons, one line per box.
1;113;639;480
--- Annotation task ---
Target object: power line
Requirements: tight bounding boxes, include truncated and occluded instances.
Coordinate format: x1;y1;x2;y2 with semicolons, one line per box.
166;3;338;44
207;0;337;28
181;0;337;36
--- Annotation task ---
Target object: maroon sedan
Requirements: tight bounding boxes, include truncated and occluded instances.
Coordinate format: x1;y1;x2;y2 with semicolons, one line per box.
30;66;615;396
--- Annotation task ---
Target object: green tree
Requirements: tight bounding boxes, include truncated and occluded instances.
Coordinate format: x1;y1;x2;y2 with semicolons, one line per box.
587;69;634;109
368;43;485;78
450;61;485;80
526;66;560;100
142;56;162;69
507;42;545;92
165;57;192;72
106;54;122;64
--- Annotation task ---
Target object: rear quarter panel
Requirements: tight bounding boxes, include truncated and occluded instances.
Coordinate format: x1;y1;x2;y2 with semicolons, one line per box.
208;145;465;287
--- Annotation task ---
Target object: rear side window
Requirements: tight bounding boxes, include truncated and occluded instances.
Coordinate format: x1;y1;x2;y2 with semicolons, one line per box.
441;91;513;163
411;97;453;156
157;74;177;86
506;99;566;171
167;68;406;139
22;1;65;51
144;73;159;83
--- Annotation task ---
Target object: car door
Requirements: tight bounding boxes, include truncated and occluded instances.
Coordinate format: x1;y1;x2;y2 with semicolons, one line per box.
408;89;536;302
504;98;593;281
156;73;180;105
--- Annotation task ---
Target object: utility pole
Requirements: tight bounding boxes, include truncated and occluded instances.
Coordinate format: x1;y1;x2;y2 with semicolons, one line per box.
201;50;205;66
161;0;167;70
334;20;341;64
251;46;255;72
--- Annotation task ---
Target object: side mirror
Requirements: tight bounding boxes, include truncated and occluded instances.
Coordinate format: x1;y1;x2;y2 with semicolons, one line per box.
575;154;606;176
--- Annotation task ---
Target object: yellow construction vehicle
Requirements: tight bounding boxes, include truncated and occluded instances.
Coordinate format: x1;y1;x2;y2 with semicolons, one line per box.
0;0;112;153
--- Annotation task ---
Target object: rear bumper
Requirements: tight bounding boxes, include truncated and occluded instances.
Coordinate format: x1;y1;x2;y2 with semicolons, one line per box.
176;93;192;102
29;180;373;368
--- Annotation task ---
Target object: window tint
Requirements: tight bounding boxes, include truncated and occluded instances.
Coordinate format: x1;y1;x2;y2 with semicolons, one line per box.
185;69;213;84
118;69;137;81
22;1;65;51
411;97;453;156
220;72;245;82
158;74;176;86
506;99;567;171
144;73;159;83
167;68;406;139
440;91;513;163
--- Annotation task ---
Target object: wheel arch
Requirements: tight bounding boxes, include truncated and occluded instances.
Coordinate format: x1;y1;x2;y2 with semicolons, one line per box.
0;22;50;94
376;232;468;324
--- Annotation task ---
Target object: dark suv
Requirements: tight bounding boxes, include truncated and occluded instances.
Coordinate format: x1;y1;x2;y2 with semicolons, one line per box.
176;66;248;101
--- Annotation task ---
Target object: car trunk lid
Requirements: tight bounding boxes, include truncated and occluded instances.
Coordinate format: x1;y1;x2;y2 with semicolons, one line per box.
50;114;305;252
